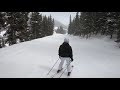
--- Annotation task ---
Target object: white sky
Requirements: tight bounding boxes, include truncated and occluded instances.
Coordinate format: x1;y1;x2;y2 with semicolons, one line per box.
40;12;77;26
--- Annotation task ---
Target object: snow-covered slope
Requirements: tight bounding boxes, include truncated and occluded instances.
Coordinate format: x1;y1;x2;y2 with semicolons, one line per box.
0;34;120;78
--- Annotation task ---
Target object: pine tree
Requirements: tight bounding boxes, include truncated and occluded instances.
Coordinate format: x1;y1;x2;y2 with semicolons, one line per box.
41;15;47;37
115;12;120;43
0;12;6;48
16;12;29;42
79;12;86;37
5;12;17;45
47;15;54;35
37;13;43;38
30;12;41;39
4;12;29;45
50;15;54;35
0;12;5;29
79;12;91;38
74;12;80;35
52;18;54;34
68;15;72;34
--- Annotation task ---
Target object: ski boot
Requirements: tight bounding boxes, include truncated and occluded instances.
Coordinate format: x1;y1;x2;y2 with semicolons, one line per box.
68;72;71;76
57;68;63;73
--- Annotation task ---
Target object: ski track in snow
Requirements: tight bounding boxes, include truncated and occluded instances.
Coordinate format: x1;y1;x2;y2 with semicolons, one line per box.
0;34;120;78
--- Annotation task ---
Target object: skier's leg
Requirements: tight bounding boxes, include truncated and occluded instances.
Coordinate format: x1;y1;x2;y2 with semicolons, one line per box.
58;57;65;71
66;58;72;72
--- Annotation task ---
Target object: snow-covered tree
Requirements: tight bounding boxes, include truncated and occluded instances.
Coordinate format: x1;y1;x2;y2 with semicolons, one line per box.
0;12;6;48
5;12;29;45
30;12;42;39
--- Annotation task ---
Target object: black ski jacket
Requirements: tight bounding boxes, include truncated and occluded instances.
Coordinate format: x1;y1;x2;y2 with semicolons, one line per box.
58;42;73;61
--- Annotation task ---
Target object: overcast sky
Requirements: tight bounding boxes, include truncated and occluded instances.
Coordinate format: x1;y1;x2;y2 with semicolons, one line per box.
40;12;77;26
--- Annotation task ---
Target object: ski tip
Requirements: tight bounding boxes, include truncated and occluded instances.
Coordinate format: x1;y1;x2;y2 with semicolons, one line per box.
72;65;74;67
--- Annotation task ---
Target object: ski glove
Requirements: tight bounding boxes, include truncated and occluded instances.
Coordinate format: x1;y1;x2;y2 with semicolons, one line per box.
71;58;73;62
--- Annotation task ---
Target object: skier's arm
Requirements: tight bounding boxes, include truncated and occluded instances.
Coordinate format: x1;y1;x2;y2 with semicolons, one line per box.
58;45;61;57
70;46;73;61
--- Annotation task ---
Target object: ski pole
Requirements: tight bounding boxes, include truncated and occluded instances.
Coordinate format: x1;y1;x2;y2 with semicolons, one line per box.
59;61;72;78
47;58;59;75
51;64;67;78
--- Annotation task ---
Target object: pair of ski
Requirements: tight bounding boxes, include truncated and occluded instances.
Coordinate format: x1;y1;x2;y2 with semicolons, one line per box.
50;65;74;78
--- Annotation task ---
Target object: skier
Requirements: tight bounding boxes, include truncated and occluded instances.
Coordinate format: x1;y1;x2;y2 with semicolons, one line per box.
57;38;73;76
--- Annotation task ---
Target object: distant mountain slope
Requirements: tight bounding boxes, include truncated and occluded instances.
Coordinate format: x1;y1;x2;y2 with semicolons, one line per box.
54;20;68;29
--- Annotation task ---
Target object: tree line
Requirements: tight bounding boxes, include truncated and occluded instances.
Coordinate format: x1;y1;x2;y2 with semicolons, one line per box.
68;12;120;43
0;12;54;48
